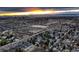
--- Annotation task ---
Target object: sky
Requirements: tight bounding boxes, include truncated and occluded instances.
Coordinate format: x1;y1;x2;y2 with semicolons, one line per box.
0;7;79;16
0;7;79;12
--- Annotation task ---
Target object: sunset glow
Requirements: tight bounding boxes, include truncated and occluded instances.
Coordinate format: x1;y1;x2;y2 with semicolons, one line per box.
0;9;56;16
